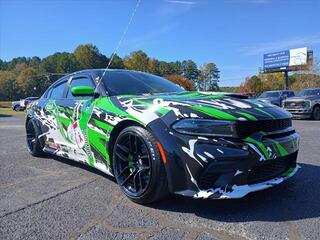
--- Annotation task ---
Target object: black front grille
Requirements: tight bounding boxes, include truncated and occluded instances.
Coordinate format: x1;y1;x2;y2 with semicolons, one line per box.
247;152;297;184
236;118;292;138
284;101;306;109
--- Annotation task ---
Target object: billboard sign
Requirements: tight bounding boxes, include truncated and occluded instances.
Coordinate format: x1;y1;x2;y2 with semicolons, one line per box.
263;47;307;71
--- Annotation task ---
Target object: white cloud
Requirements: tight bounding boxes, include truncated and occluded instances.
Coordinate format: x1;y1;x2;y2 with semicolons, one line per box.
164;0;196;5
159;0;196;17
123;24;179;49
239;35;320;56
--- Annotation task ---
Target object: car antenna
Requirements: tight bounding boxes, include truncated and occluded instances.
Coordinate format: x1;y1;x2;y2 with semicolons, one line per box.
95;0;142;95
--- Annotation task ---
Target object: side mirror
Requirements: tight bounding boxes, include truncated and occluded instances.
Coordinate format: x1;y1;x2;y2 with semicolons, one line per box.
71;86;95;97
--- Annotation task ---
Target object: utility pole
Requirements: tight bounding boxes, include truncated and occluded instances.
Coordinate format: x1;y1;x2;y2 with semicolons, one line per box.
284;71;289;90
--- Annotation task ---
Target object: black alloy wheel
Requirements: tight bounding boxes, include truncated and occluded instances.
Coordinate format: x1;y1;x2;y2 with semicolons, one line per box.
114;131;151;197
26;121;36;152
312;106;320;120
26;120;45;157
113;126;168;204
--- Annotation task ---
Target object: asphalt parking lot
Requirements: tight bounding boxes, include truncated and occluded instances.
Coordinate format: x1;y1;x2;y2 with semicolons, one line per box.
0;115;319;240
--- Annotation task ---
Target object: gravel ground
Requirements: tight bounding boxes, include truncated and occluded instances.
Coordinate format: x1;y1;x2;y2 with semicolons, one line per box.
0;115;319;240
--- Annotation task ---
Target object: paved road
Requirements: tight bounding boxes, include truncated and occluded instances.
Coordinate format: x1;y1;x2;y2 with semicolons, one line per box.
0;115;319;240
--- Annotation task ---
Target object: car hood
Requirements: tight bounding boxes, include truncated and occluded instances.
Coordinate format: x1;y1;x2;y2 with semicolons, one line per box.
111;92;291;125
284;96;319;101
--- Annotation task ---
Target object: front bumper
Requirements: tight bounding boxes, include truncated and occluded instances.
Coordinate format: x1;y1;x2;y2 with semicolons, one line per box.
167;131;300;199
284;108;312;119
193;165;299;199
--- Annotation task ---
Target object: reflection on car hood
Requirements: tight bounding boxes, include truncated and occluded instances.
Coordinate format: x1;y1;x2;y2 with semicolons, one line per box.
112;91;291;124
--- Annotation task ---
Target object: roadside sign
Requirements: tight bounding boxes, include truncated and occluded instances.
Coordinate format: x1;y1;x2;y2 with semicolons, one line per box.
263;47;309;72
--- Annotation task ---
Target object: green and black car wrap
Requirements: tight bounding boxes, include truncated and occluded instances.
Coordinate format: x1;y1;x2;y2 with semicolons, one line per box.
26;69;300;202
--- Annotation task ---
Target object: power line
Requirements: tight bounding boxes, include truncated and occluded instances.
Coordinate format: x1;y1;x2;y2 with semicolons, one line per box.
96;0;142;89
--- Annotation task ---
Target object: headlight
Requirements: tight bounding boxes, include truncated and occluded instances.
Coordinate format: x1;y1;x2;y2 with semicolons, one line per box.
305;100;311;108
172;119;238;138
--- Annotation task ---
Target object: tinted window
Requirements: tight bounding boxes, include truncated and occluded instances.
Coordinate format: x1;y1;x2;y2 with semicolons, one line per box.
287;91;295;97
50;81;68;99
102;71;184;96
67;77;95;99
297;89;320;96
259;91;280;98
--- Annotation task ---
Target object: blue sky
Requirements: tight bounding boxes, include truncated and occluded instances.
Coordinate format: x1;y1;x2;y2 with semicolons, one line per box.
0;0;319;86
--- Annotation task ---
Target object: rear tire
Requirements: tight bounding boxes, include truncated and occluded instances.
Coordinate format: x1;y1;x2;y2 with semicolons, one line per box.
112;126;168;204
26;120;46;157
312;106;320;120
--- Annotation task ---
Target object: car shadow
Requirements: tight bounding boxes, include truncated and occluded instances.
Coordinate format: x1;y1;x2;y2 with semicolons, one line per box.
0;114;12;117
44;155;117;183
148;163;320;223
41;154;320;222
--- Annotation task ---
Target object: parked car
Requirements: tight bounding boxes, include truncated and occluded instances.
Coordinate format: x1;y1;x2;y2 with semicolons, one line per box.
13;97;39;111
283;88;320;120
11;101;22;111
20;97;38;109
25;69;300;204
258;90;295;106
240;92;257;99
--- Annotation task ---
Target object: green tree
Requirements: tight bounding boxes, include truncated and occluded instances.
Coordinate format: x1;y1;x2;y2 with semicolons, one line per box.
123;50;149;72
6;57;28;70
182;60;198;84
74;44;107;70
170;61;183;75
108;54;124;69
199;63;220;91
39;53;61;73
0;71;19;100
0;59;6;70
16;67;38;96
56;53;79;73
239;75;263;95
148;59;159;75
158;61;172;76
29;56;41;69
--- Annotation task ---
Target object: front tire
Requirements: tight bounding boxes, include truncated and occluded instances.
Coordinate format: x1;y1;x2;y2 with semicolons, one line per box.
113;126;168;204
312;106;320;120
26;120;45;157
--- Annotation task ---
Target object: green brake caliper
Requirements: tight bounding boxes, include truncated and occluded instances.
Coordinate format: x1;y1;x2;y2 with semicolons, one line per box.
128;154;134;173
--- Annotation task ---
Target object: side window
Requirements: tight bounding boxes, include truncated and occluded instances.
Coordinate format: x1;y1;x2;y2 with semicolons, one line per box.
50;81;68;99
67;77;95;99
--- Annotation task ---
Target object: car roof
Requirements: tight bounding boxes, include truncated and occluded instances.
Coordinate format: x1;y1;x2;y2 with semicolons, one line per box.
59;69;150;82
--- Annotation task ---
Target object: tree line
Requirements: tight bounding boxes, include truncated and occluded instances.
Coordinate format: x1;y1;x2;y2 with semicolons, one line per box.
0;44;220;101
238;60;320;95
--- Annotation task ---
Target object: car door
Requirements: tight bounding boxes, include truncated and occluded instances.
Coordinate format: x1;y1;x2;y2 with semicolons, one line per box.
53;74;98;166
41;79;69;153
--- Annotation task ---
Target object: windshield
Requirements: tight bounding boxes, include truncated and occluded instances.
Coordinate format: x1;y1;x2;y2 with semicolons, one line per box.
102;71;185;96
297;89;320;97
259;91;280;98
